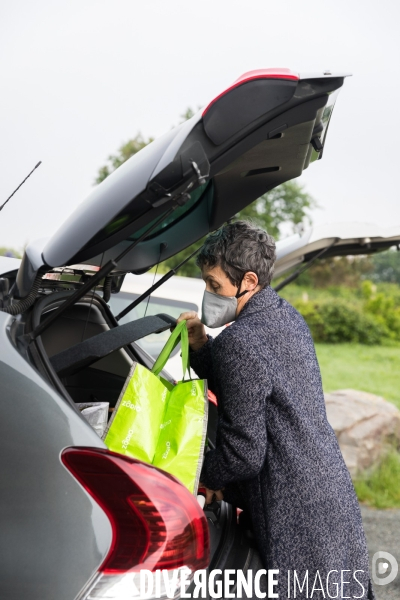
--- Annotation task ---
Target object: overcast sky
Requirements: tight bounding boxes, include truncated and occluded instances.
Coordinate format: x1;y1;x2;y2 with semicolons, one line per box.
1;0;399;252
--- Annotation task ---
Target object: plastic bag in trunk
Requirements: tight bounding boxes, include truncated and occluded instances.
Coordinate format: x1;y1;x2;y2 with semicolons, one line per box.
77;402;109;437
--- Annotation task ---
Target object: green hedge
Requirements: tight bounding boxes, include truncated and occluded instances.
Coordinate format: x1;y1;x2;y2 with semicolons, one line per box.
293;299;387;344
287;281;400;345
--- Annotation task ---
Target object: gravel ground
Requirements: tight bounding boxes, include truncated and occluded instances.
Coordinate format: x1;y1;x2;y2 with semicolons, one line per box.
360;505;400;600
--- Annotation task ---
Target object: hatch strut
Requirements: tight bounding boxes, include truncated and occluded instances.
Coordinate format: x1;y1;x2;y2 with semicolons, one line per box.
115;245;202;321
273;237;340;292
29;195;190;341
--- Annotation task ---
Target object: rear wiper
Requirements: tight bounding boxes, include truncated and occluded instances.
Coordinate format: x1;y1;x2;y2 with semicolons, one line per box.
115;245;201;322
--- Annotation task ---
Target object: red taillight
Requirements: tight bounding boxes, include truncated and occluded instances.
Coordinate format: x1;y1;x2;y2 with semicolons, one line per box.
202;67;299;115
61;447;209;575
232;67;299;84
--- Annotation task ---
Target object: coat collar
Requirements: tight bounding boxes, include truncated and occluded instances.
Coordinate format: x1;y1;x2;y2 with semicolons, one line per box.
236;285;281;320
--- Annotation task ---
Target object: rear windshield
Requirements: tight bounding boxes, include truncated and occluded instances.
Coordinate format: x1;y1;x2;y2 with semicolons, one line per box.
126;180;212;242
108;293;198;358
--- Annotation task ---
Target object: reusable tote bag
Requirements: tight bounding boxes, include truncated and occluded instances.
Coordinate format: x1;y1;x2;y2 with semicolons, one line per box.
102;320;208;494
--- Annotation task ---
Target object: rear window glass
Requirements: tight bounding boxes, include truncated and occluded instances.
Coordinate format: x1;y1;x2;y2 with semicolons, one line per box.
126;180;213;242
108;293;198;358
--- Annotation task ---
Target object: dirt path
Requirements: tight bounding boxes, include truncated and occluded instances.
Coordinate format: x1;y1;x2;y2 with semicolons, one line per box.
360;505;400;600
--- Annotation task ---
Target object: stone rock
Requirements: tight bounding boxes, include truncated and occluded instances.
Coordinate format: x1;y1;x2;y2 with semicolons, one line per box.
324;389;400;476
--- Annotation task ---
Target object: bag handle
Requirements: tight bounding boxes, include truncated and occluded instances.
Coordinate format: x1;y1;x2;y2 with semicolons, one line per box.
151;320;190;379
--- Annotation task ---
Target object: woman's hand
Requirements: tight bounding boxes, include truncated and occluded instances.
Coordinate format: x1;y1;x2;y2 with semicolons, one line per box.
199;482;224;505
177;311;208;351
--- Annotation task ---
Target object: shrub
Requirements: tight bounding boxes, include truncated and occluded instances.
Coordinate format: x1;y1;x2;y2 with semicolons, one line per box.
362;280;400;340
281;279;400;344
292;299;387;344
292;300;326;340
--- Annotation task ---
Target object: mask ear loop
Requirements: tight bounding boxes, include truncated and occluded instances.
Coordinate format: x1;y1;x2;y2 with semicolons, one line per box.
235;272;250;299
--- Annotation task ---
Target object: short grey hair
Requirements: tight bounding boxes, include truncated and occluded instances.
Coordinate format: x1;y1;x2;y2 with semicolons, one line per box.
196;220;276;288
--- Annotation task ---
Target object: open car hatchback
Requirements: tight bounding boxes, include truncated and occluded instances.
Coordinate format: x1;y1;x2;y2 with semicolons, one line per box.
0;69;356;600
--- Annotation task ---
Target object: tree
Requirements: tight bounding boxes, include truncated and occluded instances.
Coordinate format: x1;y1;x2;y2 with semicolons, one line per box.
287;249;400;289
179;107;196;122
0;247;22;258
370;249;400;284
94;134;154;184
235;181;316;239
292;256;374;288
94;111;317;276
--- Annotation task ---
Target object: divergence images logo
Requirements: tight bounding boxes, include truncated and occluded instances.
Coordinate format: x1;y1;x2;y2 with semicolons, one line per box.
372;551;398;586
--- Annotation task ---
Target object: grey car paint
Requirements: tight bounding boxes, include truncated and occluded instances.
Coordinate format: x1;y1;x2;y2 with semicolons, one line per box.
0;311;111;600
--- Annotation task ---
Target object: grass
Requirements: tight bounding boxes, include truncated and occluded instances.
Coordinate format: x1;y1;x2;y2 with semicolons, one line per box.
315;343;400;410
353;448;400;509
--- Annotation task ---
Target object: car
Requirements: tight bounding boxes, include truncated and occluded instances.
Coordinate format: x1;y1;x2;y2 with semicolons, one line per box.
0;68;357;600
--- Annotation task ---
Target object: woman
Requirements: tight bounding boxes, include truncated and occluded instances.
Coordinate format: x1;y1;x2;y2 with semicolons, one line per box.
178;221;375;600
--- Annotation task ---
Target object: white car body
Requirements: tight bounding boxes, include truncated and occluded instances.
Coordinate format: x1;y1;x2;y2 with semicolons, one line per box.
109;273;225;380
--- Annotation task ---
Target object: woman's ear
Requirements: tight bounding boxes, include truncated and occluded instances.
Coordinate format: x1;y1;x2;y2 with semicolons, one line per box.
243;271;259;290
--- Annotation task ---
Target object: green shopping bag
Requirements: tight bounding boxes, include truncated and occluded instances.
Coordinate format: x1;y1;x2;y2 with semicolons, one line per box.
102;320;208;494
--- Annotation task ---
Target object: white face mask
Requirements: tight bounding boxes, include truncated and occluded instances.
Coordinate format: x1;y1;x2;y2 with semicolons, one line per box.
200;279;249;328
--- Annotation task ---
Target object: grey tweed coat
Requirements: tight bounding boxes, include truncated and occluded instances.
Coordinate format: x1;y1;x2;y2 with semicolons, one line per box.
190;285;375;600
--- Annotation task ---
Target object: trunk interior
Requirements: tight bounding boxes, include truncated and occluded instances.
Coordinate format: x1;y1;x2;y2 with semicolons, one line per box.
38;296;138;407
30;290;265;596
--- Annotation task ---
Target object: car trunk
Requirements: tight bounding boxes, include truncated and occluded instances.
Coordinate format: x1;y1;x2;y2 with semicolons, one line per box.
25;284;263;593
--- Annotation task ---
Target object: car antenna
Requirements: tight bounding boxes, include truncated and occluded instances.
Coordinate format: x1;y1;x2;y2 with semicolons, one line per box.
0;161;42;213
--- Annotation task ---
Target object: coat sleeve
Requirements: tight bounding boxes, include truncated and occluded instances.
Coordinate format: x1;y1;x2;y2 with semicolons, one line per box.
199;332;272;490
188;334;216;391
